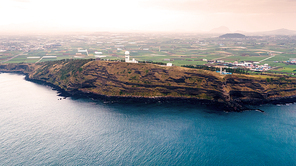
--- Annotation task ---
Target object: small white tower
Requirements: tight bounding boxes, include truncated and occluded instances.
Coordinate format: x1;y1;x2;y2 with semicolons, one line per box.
125;51;130;62
124;51;138;63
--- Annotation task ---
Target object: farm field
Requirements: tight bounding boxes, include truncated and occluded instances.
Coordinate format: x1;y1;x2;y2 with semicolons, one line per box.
1;33;295;74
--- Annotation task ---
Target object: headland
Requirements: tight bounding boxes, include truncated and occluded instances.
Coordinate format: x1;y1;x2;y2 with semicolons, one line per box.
1;59;296;111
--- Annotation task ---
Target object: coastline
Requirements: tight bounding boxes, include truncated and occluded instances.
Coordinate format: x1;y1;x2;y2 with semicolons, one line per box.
19;72;267;112
1;68;296;112
23;73;235;111
23;75;296;112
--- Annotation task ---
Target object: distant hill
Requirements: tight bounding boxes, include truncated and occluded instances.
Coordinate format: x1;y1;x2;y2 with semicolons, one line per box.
209;26;231;34
219;33;246;38
245;28;296;36
209;28;296;36
260;28;296;35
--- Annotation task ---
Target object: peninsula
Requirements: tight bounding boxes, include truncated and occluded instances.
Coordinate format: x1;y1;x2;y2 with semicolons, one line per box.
1;59;296;111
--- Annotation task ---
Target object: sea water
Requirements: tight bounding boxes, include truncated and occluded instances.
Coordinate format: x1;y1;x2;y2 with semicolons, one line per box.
0;73;296;165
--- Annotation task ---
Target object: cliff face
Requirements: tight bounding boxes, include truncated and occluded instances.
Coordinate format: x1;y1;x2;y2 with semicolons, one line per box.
0;63;34;72
1;59;296;111
225;75;296;101
27;59;225;101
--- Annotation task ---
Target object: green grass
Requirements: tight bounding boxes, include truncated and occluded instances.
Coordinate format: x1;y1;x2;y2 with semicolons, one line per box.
271;66;296;73
2;36;295;72
171;60;207;66
222;56;268;62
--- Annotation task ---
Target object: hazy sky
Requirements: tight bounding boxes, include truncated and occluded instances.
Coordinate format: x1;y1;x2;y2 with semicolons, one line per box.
1;0;296;33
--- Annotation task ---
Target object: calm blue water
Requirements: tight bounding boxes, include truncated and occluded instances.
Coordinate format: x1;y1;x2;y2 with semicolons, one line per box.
1;73;296;165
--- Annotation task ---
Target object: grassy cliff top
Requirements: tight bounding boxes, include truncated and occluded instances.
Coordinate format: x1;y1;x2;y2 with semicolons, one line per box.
2;59;296;110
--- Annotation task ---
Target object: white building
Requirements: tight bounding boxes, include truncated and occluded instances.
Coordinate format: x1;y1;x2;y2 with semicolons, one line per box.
27;56;40;59
78;49;87;53
167;63;173;66
43;56;57;59
78;49;89;56
95;52;102;55
125;51;138;63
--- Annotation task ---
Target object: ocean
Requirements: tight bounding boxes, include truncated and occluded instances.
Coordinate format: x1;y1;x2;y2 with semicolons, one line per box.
1;73;296;165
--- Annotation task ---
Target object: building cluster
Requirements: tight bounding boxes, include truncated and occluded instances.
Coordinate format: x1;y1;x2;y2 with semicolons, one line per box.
207;60;271;72
0;37;62;53
231;61;271;71
286;58;296;64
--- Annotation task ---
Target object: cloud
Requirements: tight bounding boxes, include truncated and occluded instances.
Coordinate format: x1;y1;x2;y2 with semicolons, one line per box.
1;0;295;32
12;0;30;2
141;0;296;14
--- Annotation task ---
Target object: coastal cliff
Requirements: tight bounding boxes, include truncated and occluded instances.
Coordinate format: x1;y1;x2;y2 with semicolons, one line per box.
1;59;296;111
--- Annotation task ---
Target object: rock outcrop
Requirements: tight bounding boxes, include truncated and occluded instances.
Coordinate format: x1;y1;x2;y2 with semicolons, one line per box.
1;59;296;111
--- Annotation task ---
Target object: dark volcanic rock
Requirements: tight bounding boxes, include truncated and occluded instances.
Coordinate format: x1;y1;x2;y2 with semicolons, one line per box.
2;60;296;112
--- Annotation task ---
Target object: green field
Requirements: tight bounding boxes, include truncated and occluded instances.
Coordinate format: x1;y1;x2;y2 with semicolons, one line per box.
1;34;296;73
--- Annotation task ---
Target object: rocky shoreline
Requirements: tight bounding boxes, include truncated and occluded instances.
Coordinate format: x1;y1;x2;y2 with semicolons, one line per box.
25;77;296;112
23;74;235;110
21;73;269;112
2;61;296;112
